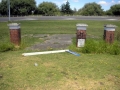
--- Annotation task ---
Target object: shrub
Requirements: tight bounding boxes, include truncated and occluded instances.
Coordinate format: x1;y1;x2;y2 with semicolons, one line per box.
109;41;120;55
0;42;14;52
82;40;120;55
82;39;97;53
69;38;120;55
116;31;120;41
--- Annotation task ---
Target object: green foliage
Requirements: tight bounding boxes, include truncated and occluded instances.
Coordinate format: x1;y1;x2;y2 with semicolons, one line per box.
0;0;120;16
81;40;120;55
60;1;73;15
105;10;113;15
0;0;8;15
38;2;59;16
0;42;14;52
0;21;120;89
0;20;120;52
78;2;104;16
110;4;120;16
82;39;97;53
109;41;120;55
0;48;120;89
116;31;120;41
12;0;36;15
69;38;120;55
0;0;36;16
106;4;120;16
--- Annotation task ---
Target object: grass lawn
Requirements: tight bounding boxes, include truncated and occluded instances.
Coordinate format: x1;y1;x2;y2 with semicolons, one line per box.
0;20;120;90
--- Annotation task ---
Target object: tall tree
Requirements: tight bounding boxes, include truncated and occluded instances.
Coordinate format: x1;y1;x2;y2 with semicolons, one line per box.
73;8;77;15
109;4;120;15
65;1;72;14
78;2;104;16
11;0;36;15
38;2;59;16
60;1;73;15
0;0;8;15
105;10;113;15
0;0;36;16
61;4;66;14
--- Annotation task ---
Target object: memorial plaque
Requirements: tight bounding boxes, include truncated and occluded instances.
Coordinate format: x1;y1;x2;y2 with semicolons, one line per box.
77;39;85;47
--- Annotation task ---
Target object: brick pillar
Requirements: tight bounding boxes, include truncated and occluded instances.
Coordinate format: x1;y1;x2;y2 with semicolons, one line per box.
104;25;116;43
8;23;21;46
76;24;88;47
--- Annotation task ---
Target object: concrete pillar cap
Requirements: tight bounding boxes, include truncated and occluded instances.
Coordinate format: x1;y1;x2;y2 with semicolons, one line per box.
7;23;21;29
8;23;20;26
76;24;88;27
104;24;117;28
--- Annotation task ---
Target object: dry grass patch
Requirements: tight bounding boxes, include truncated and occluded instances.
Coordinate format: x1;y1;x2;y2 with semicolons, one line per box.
59;77;119;90
43;62;55;68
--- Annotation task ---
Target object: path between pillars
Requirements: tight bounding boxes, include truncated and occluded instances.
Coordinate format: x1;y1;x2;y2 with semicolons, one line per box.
26;34;76;51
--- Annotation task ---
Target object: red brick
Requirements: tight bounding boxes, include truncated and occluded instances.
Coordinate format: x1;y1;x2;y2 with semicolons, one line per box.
10;29;21;45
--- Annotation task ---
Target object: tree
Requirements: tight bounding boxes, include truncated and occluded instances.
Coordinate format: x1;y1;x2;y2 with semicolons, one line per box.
61;4;66;14
0;0;36;16
61;1;73;15
11;0;36;15
65;1;72;14
78;2;104;16
105;10;113;15
109;4;120;16
73;8;77;15
38;2;59;16
0;0;8;15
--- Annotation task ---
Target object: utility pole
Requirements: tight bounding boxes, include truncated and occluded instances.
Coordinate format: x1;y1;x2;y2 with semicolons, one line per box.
8;0;10;21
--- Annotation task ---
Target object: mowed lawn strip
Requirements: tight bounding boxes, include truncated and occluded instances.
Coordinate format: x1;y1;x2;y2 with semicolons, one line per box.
0;51;120;90
0;20;120;90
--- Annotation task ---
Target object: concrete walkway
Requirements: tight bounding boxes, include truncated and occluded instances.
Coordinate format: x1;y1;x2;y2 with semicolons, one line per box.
26;34;75;51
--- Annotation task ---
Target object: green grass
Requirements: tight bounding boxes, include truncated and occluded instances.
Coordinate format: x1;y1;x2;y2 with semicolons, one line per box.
70;39;120;55
0;20;120;40
0;51;120;90
0;20;120;90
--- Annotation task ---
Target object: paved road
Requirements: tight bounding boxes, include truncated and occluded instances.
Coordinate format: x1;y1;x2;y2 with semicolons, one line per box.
0;16;119;22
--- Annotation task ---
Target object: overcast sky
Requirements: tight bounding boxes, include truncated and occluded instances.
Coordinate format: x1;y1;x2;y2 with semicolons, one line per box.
35;0;120;11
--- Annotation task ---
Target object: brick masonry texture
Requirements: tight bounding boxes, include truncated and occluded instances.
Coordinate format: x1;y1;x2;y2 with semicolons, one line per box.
10;29;21;45
104;30;114;43
77;30;86;39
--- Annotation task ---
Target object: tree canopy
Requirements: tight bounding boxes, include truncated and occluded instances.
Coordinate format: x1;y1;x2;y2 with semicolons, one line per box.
60;1;73;15
0;0;36;16
11;0;36;15
0;0;119;16
78;2;104;16
38;2;59;16
110;4;120;15
0;0;8;15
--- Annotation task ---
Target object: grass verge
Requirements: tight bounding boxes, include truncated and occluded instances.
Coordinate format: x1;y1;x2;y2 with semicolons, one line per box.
0;20;120;90
69;39;120;55
0;51;120;90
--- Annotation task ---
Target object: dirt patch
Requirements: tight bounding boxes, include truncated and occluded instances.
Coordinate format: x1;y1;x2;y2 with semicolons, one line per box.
26;34;75;51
